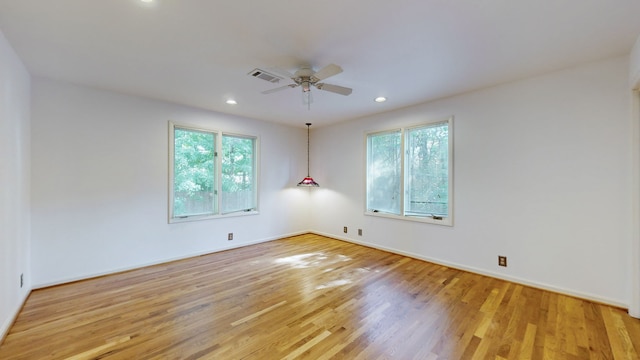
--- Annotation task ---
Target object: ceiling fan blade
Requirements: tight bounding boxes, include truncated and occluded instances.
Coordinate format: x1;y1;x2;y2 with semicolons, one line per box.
311;64;343;82
261;84;298;94
315;83;352;96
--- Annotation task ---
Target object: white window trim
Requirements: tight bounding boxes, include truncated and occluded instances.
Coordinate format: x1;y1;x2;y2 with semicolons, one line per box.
168;122;259;223
364;117;454;226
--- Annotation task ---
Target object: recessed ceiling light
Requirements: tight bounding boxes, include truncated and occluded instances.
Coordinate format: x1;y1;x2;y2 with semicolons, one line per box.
140;0;153;3
226;99;237;105
374;96;387;103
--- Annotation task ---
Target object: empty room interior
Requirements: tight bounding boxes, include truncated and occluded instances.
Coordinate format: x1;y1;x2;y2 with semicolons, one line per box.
2;1;640;358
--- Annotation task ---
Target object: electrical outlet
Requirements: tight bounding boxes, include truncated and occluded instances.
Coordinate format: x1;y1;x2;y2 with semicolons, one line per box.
20;273;23;288
343;226;348;233
358;229;362;236
228;233;233;241
498;256;507;267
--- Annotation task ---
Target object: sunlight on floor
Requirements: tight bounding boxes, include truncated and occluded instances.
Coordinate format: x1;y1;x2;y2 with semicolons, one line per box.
274;252;352;268
316;279;352;290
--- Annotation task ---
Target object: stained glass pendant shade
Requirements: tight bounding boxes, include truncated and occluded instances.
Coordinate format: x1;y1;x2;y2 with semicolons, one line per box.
297;123;319;187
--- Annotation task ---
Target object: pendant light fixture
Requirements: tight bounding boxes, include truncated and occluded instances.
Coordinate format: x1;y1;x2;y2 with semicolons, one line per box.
297;123;319;187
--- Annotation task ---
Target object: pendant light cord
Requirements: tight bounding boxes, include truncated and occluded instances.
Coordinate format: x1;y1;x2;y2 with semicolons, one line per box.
306;123;311;177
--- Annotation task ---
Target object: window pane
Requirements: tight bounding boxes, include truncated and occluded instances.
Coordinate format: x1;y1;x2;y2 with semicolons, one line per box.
405;122;449;216
221;135;256;214
173;128;216;217
367;131;402;214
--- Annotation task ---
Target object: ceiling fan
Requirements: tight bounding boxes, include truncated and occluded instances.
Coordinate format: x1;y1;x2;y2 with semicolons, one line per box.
261;64;353;106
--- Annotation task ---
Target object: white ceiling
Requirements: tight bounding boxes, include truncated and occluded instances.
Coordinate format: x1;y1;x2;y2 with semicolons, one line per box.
1;0;639;128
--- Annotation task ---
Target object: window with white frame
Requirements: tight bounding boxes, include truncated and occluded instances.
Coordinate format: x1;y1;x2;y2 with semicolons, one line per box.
366;118;453;225
169;122;258;222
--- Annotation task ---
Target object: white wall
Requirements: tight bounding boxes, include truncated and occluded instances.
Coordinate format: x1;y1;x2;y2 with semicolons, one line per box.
31;79;311;287
0;30;31;340
629;34;640;318
310;56;632;307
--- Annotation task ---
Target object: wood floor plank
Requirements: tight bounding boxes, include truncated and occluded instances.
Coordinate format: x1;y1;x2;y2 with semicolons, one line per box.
1;234;639;359
230;300;288;327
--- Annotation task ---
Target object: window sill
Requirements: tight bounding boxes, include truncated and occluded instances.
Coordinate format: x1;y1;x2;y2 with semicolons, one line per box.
169;210;259;224
364;211;453;227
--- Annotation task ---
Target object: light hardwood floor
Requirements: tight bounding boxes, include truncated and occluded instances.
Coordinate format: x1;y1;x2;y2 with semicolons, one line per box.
1;234;639;359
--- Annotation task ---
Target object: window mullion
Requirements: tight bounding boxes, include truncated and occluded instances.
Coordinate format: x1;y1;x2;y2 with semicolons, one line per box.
400;127;406;217
215;132;222;215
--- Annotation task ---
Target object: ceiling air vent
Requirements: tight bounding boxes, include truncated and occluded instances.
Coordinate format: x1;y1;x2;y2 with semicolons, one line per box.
248;68;283;83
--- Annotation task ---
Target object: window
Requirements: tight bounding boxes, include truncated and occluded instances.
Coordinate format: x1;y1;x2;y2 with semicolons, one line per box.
366;118;452;225
367;130;402;214
169;123;258;222
221;134;256;214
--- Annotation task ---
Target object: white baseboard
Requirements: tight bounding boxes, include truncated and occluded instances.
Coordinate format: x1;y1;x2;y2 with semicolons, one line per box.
310;230;628;310
33;230;308;289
